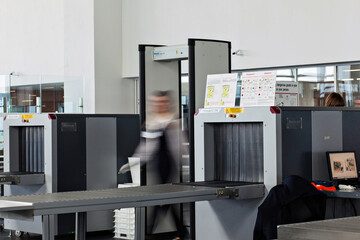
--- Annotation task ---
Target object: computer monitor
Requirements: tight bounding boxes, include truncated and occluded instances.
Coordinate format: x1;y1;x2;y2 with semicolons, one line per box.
327;151;359;182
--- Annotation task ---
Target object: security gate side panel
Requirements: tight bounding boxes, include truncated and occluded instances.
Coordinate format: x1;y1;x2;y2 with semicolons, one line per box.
312;111;342;181
343;111;360;162
57;116;86;234
281;110;312;181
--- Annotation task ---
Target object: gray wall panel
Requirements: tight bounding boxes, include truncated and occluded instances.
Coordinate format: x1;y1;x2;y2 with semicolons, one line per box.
194;41;230;110
86;117;117;231
86;117;117;189
312;111;342;181
343;111;360;162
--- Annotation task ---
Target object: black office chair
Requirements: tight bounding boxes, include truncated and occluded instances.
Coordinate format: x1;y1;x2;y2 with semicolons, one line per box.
253;175;326;240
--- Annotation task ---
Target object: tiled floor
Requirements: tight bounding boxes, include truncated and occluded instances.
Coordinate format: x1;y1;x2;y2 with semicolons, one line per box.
0;230;187;240
0;230;114;240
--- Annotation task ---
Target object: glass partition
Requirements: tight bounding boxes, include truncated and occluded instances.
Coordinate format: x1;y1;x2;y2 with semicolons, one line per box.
297;66;335;106
6;74;84;113
337;64;360;107
9;75;41;113
233;61;360;107
276;69;296;82
0;75;10;172
0;74;83;175
0;75;11;113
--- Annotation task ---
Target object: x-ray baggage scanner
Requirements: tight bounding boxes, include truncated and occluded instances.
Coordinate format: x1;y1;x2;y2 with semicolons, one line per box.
194;107;277;240
194;106;360;239
0;113;140;236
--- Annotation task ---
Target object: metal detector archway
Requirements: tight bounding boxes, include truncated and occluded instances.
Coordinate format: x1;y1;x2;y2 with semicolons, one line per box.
139;39;231;239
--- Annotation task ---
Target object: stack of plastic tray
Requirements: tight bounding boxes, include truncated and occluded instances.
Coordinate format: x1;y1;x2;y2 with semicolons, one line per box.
114;208;135;239
114;183;138;239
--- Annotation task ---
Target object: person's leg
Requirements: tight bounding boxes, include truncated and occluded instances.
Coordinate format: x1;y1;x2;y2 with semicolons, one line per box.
169;204;188;239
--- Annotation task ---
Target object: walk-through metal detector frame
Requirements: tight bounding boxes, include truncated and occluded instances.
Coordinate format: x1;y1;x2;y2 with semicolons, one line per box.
139;39;231;238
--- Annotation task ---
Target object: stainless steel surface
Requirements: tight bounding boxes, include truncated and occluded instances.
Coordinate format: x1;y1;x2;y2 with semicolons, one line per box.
135;207;145;240
0;200;33;211
278;216;360;240
0;175;15;184
323;189;360;199
76;212;86;240
42;215;55;240
0;172;45;185
216;188;239;198
0;209;34;221
235;184;265;200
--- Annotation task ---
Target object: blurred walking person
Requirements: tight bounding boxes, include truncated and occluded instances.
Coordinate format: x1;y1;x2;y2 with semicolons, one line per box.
119;90;187;239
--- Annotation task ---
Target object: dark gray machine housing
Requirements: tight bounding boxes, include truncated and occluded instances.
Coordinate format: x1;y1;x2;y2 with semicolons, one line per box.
4;114;139;235
54;114;139;191
54;114;139;234
278;107;360;182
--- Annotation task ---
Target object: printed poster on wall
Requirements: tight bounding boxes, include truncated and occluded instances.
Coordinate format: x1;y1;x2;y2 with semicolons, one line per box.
204;73;238;108
240;71;277;107
275;82;299;106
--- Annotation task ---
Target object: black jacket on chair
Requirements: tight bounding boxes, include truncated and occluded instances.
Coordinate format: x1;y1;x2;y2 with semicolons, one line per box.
253;175;326;240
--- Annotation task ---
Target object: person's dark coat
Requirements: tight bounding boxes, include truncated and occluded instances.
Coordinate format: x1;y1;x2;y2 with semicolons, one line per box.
253;175;326;240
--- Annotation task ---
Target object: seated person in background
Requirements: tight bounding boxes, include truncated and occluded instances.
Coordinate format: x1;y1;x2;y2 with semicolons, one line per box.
325;92;345;107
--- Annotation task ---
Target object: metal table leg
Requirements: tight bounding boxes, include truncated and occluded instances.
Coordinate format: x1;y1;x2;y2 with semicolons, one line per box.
135;207;145;240
42;215;55;240
75;212;87;240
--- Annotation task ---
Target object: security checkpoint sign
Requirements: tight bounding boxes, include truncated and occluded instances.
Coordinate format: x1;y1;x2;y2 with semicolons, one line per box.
275;82;299;106
204;73;238;108
240;71;277;107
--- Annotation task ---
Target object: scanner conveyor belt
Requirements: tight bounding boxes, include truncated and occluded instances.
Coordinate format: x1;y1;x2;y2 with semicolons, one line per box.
176;180;262;187
0;182;264;240
0;182;264;218
0;172;45;185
